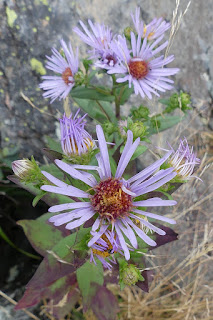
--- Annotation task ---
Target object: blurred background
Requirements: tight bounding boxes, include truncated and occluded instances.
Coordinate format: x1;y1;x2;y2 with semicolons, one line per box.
0;0;213;319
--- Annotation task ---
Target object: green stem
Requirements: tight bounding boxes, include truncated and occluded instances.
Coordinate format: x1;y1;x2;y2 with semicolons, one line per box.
112;75;121;120
95;100;110;121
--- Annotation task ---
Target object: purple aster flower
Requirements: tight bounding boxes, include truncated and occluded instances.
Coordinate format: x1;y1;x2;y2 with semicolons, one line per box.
39;39;79;103
60;109;96;158
90;230;123;269
73;20;118;69
131;7;170;40
166;138;201;180
108;32;179;99
12;159;33;179
41;125;177;260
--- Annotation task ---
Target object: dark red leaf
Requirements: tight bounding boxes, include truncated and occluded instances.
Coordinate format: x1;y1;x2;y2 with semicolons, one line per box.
90;284;119;320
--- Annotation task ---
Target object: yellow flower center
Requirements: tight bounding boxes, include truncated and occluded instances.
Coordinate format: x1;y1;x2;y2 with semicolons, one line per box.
91;178;133;221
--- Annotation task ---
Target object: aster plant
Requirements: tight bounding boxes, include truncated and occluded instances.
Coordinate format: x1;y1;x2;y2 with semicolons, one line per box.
9;6;201;320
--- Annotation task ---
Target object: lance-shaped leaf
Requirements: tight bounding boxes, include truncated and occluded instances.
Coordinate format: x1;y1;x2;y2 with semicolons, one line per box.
42;148;63;163
71;86;115;102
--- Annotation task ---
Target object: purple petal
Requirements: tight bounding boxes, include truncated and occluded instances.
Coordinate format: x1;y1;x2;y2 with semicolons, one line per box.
48;201;91;213
96;125;111;178
132;208;176;224
125;218;156;246
133;198;177;207
41;185;89;198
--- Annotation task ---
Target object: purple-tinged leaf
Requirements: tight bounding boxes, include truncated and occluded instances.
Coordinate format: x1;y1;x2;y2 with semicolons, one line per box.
136;270;154;293
15;288;46;309
42;148;63;163
45;274;80;319
17;219;63;257
91;284;119;320
150;224;178;250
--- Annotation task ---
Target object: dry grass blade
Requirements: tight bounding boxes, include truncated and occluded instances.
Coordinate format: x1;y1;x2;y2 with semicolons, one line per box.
165;0;191;58
0;290;40;320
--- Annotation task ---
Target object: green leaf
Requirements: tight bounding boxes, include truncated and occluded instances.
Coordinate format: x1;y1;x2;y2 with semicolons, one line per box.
119;85;134;105
74;98;114;123
76;260;104;304
17;219;63;257
131;145;147;161
71;87;115;102
44;136;62;153
146;115;184;135
159;98;170;106
32;191;47;207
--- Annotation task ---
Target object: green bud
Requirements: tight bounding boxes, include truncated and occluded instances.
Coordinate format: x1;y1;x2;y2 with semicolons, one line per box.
131;105;150;120
120;262;144;286
128;121;148;140
74;70;85;85
63;148;98;165
166;91;191;114
12;156;47;188
102;121;118;136
124;27;134;41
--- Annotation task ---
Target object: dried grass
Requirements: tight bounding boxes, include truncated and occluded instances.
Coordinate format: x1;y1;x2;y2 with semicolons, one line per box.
108;130;213;320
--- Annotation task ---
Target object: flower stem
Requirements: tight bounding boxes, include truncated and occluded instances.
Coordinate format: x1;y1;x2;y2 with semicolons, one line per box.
112;75;121;120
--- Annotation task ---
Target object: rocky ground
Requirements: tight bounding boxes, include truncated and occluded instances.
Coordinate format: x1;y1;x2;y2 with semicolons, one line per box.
0;0;212;319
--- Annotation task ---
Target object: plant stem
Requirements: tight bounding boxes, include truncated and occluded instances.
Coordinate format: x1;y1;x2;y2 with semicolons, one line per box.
112;75;121;120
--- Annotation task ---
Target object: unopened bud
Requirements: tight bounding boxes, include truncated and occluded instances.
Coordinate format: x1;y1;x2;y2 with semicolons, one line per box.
124;27;134;41
12;159;34;179
74;70;85;86
128;121;148;140
120;262;143;286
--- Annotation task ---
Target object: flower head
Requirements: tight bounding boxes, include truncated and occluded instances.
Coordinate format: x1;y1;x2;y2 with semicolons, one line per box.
60;109;96;159
12;159;34;179
73;20;117;69
143;18;170;41
39;39;79;103
41;125;177;261
108;32;179;99
90;230;123;269
131;8;170;41
168;138;201;180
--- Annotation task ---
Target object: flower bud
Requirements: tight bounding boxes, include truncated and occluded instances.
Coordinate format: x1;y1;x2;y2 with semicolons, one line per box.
120;262;143;286
128;121;148;140
124;27;134;41
102;121;118;136
74;70;85;86
60;109;96;164
12;159;34;179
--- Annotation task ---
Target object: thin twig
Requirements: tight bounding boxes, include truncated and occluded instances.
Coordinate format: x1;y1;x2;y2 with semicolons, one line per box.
0;290;40;320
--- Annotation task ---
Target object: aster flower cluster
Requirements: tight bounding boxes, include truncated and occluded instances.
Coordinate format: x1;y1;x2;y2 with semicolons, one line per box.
39;7;179;103
10;6;202;317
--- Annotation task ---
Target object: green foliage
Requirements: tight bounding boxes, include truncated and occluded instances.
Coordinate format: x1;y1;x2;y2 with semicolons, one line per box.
160;91;192;114
119;259;144;289
71;86;115;102
76;260;104;304
17;218;63;257
131;105;150;120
